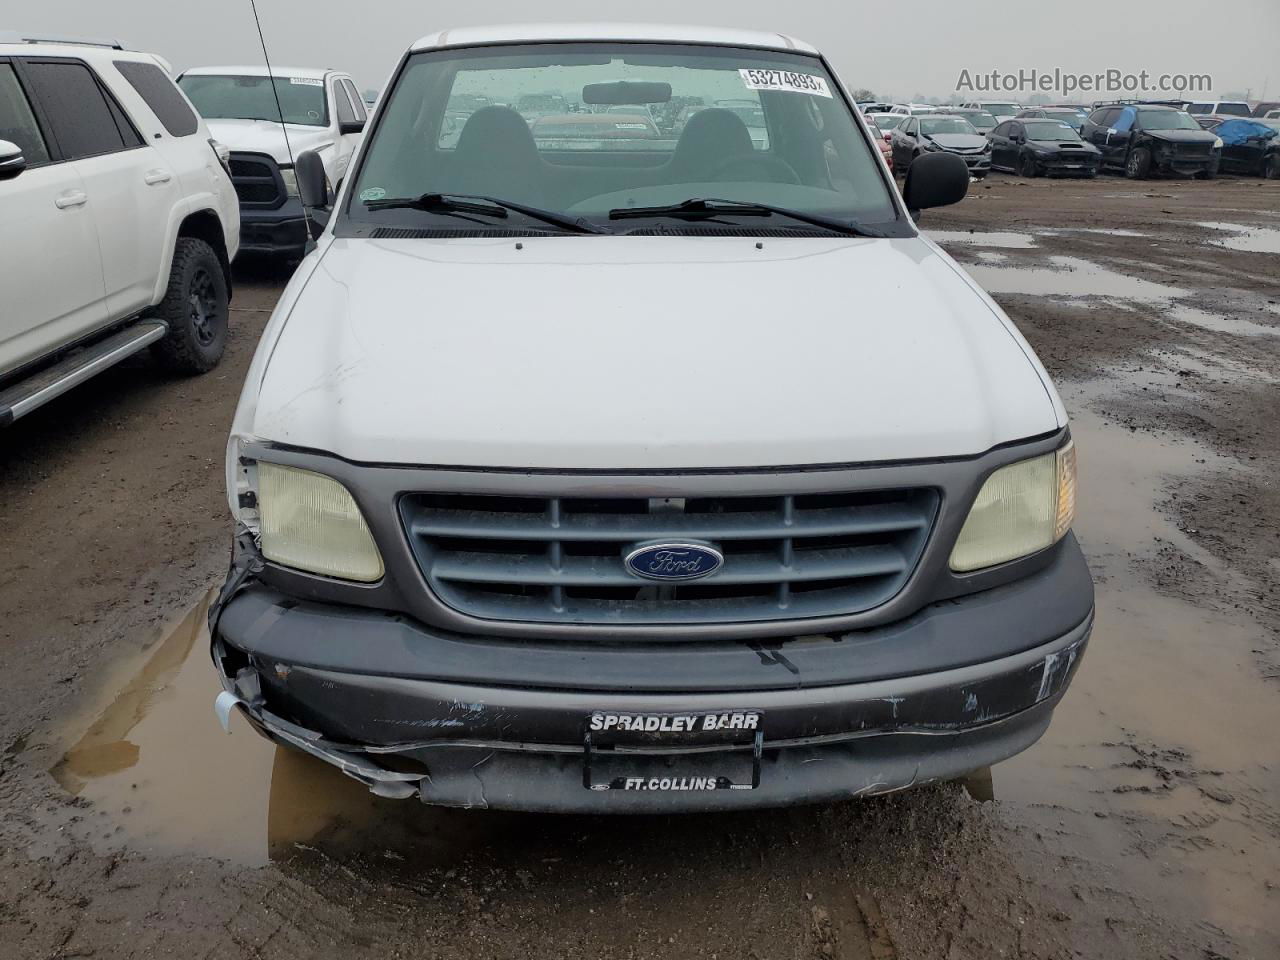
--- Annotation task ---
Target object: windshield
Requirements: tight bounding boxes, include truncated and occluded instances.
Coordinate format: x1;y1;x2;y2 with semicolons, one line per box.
178;74;328;126
347;42;897;232
1044;110;1082;123
1137;109;1203;131
1025;120;1081;141
920;117;977;136
959;111;996;130
982;103;1020;116
1217;103;1251;117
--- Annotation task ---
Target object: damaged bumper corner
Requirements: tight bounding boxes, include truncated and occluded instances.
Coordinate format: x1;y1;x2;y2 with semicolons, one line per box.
215;690;426;798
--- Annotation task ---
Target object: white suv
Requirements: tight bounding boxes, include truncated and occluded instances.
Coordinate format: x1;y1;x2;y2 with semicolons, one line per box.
0;34;239;425
177;66;365;259
211;24;1091;812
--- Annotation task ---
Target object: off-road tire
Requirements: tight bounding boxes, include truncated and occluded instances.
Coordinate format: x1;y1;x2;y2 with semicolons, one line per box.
150;238;228;375
1019;151;1039;178
1125;147;1152;179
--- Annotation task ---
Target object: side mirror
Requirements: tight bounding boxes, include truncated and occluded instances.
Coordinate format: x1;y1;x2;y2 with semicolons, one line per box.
295;150;330;238
903;152;969;218
339;119;365;135
0;140;26;181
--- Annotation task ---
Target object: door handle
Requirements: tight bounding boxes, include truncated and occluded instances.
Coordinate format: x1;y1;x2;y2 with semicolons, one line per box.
144;169;172;185
54;190;88;209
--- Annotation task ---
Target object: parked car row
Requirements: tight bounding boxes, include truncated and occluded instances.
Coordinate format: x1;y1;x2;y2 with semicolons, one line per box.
860;98;1271;181
0;32;366;427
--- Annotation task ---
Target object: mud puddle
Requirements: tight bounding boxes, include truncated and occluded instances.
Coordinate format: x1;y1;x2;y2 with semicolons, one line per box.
41;400;1280;950
44;588;557;869
926;229;1037;248
964;255;1188;300
996;394;1280;949
1197;221;1280;254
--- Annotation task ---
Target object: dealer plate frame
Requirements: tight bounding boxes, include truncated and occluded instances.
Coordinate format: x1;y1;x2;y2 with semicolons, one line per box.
582;729;765;792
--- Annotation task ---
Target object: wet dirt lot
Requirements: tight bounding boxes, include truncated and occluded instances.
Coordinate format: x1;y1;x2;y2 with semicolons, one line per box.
2;177;1278;959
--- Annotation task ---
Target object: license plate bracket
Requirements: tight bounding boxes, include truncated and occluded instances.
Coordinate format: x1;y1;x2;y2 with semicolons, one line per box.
582;711;765;792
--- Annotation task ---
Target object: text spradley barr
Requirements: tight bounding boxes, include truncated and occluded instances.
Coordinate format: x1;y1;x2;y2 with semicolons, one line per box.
589;712;761;734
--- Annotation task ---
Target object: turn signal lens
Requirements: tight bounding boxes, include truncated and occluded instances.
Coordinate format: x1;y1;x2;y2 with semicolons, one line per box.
1055;441;1077;542
950;441;1077;573
258;463;384;582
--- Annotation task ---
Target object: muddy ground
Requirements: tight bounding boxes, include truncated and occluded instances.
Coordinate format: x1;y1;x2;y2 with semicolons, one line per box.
1;175;1278;959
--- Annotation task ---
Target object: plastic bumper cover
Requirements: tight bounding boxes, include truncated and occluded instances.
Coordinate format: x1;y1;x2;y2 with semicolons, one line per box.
211;539;1093;812
237;198;308;256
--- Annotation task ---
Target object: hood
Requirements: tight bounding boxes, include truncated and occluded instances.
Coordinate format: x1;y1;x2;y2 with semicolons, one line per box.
247;235;1061;469
1145;128;1219;145
927;133;989;150
204;118;334;165
1032;140;1100;155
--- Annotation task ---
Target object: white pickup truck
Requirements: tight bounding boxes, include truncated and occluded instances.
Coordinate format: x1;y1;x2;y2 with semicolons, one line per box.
211;23;1092;813
177;66;365;259
1;34;239;426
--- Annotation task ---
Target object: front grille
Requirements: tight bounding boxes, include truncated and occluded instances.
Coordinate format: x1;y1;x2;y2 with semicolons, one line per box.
1169;142;1212;158
229;152;285;208
400;488;938;626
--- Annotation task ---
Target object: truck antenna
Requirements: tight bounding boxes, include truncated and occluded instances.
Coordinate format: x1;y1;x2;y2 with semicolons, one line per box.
248;0;313;236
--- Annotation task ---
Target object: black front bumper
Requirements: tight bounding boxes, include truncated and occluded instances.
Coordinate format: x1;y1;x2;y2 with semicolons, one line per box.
1155;151;1218;176
211;536;1093;812
237;198;309;258
1043;157;1100;177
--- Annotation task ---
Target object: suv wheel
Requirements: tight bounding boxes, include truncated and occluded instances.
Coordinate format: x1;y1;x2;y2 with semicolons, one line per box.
1019;152;1038;178
1267;154;1280;180
150;238;229;374
1125;147;1152;179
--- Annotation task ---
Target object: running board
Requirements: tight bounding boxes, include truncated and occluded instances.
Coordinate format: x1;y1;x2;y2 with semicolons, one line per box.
0;320;167;426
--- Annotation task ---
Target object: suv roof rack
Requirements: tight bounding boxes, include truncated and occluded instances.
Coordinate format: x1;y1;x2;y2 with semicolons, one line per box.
0;31;127;50
1091;98;1189;109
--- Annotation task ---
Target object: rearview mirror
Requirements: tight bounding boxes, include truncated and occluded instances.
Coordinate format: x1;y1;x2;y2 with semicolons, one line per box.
902;152;969;216
582;81;672;105
295;150;330;238
0;139;26;181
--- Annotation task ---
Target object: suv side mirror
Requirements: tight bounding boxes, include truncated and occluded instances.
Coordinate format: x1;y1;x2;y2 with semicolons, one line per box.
0;140;26;181
902;152;969;217
295;149;330;238
339;119;365;135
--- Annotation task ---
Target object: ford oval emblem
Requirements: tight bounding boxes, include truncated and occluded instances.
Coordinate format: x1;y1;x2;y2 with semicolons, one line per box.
624;542;724;582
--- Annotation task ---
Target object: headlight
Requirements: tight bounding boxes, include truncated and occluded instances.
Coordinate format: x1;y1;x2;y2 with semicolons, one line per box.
280;166;299;198
1213;137;1224;149
950;441;1076;573
257;462;384;582
982;141;992;153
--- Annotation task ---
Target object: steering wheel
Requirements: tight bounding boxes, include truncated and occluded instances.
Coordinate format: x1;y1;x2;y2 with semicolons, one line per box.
709;153;801;184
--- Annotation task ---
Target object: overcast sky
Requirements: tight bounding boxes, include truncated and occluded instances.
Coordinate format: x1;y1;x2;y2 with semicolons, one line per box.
20;0;1280;102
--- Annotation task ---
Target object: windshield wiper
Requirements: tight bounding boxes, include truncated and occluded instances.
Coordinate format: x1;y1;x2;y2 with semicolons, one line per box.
365;192;609;234
608;198;883;237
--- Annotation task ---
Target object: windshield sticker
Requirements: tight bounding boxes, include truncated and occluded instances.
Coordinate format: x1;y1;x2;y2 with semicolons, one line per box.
739;69;832;98
359;186;386;202
289;77;323;87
